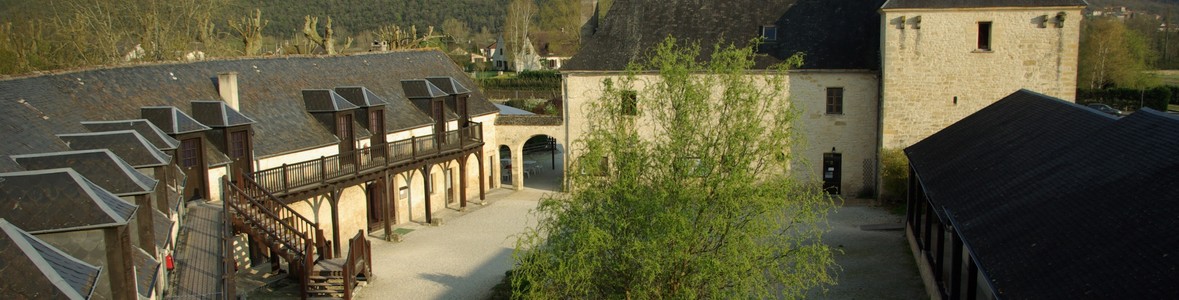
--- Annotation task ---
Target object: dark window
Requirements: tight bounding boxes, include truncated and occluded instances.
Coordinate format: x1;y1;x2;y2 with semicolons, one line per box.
621;90;637;116
761;25;778;41
181;138;199;168
230;131;248;159
338;114;353;139
977;22;992;51
826;87;844;115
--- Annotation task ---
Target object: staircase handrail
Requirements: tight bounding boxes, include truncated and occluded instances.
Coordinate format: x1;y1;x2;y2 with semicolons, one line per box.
225;180;310;256
343;230;372;300
238;172;321;241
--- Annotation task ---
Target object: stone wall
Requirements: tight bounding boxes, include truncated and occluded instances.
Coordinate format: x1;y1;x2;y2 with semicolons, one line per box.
562;71;879;196
880;7;1083;149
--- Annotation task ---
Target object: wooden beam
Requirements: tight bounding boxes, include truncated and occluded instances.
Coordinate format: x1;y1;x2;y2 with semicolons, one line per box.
423;165;433;224
459;156;468;209
330;189;342;257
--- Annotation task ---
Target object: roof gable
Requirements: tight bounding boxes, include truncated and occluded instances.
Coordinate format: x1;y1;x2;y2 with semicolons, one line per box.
0;168;137;233
401;80;449;99
190;101;256;127
334;87;390;108
141;106;211;135
0;218;100;300
56;130;172;168
302;90;359;112
426;77;472;95
81;119;181;151
11;149;158;196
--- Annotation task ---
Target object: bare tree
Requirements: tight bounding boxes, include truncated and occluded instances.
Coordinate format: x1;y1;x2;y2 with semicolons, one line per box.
301;15;353;54
505;0;537;71
229;9;268;56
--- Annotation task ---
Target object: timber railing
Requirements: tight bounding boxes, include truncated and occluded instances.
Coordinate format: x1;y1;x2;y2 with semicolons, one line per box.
342;230;373;300
251;122;484;197
224;176;334;297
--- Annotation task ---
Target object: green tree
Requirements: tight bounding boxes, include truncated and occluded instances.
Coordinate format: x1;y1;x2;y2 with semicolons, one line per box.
510;37;836;299
1080;17;1157;89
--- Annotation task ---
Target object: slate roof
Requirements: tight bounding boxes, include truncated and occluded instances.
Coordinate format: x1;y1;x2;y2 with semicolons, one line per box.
81;119;181;151
0;168;138;233
0;50;496;161
141;106;212;135
334;87;390;108
11;149;158;196
153;210;174;248
133;247;160;298
564;0;886;71
905;89;1179;299
880;0;1087;9
426;77;472;95
190;101;256;128
0;218;101;300
302;90;359;112
401;80;449;99
56;131;172;168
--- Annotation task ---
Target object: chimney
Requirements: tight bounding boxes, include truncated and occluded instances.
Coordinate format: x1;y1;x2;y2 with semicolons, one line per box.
217;72;239;110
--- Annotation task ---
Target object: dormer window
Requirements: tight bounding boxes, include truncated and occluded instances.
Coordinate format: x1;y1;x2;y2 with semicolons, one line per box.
761;25;778;41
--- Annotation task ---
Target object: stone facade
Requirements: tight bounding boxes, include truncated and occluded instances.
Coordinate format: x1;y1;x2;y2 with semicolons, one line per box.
880;6;1084;148
561;71;879;196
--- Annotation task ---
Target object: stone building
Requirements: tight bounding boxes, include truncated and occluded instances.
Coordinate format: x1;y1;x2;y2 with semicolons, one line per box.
0;50;504;299
564;0;1086;196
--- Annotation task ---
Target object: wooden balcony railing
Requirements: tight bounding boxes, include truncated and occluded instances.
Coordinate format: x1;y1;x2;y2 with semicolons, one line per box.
250;122;484;196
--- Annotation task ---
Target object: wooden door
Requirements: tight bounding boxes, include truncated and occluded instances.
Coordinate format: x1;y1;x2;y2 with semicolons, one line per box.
229;129;252;180
180;137;207;200
338;113;356;169
366;181;384;231
822;153;842;195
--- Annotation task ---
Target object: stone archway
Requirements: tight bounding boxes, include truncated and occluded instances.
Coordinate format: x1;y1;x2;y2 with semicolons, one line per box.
514;134;564;191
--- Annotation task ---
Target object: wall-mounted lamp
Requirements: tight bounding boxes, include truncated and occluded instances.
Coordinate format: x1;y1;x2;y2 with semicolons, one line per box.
1055;12;1067;28
898;16;907;30
831;147;837;153
913;16;922;29
1039;15;1049;28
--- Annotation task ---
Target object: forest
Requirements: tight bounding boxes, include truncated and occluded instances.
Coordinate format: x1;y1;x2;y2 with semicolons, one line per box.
0;0;598;75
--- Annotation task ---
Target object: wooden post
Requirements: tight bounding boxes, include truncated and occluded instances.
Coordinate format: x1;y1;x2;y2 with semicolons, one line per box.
478;150;486;201
282;163;290;193
459;156;468;209
330;190;342;257
383;171;393;241
320;156;327;185
422;165;433;224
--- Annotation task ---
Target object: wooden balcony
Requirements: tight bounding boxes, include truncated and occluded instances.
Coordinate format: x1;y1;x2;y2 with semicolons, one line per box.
250;122;485;199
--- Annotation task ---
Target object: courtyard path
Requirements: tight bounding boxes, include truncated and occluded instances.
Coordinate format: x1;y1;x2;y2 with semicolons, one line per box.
353;187;548;299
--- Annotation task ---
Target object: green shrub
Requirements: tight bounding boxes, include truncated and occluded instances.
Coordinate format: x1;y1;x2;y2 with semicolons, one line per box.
880;148;909;204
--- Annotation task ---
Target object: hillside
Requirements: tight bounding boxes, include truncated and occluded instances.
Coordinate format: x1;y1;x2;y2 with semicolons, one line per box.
232;0;511;38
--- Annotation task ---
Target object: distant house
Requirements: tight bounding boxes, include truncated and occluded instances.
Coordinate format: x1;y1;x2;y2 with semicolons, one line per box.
483;37;509;71
904;89;1179;298
530;31;578;70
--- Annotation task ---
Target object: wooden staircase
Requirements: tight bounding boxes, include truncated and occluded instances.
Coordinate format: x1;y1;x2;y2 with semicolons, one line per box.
224;175;372;299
